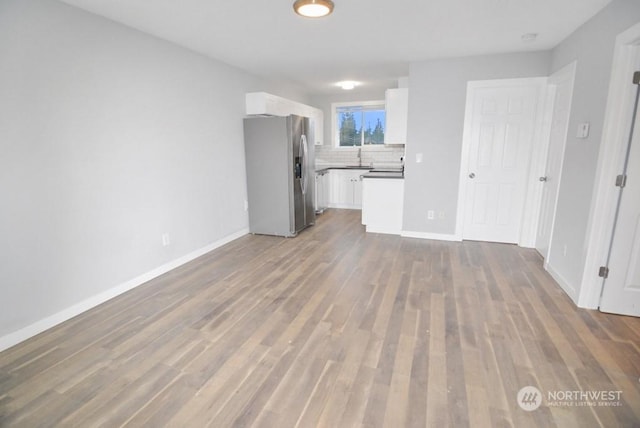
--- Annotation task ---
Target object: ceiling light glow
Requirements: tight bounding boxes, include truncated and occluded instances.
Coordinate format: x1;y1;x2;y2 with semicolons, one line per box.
293;0;334;18
337;81;357;90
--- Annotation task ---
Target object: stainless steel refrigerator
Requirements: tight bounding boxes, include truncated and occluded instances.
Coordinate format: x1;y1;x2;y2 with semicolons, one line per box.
243;114;315;237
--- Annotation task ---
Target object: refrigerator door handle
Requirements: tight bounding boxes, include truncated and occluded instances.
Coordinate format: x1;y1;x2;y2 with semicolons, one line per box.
300;134;308;195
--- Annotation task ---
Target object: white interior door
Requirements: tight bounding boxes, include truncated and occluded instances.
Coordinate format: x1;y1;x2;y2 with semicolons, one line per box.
536;64;576;261
600;88;640;317
462;82;543;243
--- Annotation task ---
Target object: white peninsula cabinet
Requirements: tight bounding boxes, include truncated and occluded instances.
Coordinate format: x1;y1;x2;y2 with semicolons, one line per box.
361;176;404;234
328;169;368;209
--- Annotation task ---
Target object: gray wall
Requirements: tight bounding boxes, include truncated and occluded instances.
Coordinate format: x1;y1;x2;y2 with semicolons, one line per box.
546;0;640;294
0;0;306;339
403;52;551;234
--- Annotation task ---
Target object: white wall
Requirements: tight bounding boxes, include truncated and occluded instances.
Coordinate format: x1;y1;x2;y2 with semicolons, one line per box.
0;0;306;346
403;52;551;236
546;0;640;301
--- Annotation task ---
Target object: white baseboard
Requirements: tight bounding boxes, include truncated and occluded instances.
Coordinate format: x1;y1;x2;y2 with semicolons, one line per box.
0;228;249;353
545;262;579;305
401;230;461;242
365;226;402;235
327;204;361;210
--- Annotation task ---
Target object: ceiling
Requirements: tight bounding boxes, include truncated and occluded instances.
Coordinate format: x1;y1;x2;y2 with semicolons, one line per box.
59;0;613;95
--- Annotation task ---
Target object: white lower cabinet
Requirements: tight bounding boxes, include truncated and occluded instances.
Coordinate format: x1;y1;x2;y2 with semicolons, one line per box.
328;169;367;209
314;170;329;213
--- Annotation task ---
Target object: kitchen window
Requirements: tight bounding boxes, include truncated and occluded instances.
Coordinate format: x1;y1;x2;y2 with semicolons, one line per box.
332;101;385;147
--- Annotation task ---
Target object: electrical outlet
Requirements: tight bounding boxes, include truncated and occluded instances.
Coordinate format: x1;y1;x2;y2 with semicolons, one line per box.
427;210;435;220
162;233;171;247
438;211;445;219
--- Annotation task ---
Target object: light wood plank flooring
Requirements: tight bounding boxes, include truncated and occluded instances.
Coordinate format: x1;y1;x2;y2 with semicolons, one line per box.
1;209;639;427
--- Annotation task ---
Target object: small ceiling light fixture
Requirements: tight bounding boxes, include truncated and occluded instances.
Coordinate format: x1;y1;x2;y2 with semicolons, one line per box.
337;81;357;90
521;33;538;43
293;0;334;18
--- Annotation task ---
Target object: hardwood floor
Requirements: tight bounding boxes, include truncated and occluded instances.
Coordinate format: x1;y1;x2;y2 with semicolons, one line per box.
1;209;639;427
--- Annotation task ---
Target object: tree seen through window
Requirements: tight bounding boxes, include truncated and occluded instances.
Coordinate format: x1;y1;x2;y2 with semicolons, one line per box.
337;105;385;146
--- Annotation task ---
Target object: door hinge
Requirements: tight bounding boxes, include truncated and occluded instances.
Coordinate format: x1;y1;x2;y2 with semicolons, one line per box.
615;174;627;188
598;266;610;278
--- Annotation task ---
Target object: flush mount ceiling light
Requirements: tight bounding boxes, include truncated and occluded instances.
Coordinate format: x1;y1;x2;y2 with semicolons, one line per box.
337;81;357;90
293;0;334;18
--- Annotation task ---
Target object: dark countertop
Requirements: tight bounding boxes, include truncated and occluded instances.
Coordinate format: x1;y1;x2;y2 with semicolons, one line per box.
315;166;372;173
316;165;403;176
362;171;404;179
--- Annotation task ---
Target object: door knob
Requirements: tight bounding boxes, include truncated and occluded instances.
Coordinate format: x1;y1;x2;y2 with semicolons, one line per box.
539;176;548;182
469;173;476;179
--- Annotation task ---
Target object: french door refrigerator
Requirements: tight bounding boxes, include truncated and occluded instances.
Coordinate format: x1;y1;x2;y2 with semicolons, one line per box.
243;114;315;237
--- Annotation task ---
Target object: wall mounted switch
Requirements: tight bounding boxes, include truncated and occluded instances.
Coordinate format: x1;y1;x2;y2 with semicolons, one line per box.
576;122;590;139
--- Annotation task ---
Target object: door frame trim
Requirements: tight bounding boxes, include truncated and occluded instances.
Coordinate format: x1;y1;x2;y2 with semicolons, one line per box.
455;77;549;246
580;22;640;309
537;61;577;265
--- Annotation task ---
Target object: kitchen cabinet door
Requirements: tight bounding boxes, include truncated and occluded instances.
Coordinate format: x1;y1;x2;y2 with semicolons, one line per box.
352;174;363;209
329;170;350;207
309;110;324;146
321;171;330;209
315;171;329;213
315;173;322;212
385;88;408;145
328;169;366;209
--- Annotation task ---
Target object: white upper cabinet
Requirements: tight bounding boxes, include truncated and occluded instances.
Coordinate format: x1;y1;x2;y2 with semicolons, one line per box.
384;88;408;145
308;109;324;146
246;92;291;116
245;92;324;145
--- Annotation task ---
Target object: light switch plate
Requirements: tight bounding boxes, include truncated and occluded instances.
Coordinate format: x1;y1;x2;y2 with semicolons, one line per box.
416;153;423;163
576;122;590;139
